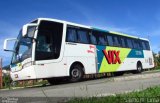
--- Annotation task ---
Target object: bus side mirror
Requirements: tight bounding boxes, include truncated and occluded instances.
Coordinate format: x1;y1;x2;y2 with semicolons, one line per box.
3;38;17;52
22;24;38;38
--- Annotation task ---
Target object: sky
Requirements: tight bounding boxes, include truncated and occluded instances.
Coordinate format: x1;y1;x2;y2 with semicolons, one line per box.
0;0;160;66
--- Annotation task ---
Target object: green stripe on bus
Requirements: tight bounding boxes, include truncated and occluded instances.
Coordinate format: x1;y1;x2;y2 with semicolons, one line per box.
109;31;138;39
92;27;138;39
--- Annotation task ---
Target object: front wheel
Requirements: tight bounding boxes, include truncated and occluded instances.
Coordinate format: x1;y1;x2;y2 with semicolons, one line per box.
70;64;84;82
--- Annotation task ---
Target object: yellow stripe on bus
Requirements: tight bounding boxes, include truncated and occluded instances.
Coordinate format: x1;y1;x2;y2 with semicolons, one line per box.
99;47;131;73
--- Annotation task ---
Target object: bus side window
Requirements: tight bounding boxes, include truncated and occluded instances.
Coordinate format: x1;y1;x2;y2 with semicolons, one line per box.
132;39;139;49
137;40;143;50
141;41;147;50
107;35;114;46
145;41;150;50
66;28;77;42
36;35;44;51
92;31;107;45
98;35;107;45
126;38;133;48
120;37;127;48
90;33;97;45
36;27;55;54
113;36;121;47
77;29;89;44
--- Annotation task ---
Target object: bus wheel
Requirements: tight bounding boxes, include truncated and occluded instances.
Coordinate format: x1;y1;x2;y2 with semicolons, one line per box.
70;64;84;82
136;63;142;73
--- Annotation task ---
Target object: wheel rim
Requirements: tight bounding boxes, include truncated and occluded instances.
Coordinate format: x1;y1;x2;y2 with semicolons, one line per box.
71;68;80;78
138;66;142;72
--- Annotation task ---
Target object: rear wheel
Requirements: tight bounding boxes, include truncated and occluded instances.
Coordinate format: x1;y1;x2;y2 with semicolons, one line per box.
136;63;142;73
70;64;84;82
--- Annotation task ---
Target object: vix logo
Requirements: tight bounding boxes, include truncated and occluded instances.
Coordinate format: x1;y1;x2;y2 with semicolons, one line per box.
103;50;121;64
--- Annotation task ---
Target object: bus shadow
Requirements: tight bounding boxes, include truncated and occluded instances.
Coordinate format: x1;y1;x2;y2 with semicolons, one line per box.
25;71;128;89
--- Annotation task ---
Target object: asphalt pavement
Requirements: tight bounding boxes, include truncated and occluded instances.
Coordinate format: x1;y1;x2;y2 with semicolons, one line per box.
0;71;160;103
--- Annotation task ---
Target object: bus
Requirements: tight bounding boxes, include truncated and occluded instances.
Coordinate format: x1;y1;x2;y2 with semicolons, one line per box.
3;18;154;84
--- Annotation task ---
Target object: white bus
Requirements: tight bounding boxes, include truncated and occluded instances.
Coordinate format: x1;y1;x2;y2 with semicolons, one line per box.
4;18;154;84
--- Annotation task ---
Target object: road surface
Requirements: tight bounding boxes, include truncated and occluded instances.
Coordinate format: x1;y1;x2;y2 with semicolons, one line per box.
0;71;160;102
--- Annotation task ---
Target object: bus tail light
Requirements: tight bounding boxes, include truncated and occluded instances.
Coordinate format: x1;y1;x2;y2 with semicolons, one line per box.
149;58;153;65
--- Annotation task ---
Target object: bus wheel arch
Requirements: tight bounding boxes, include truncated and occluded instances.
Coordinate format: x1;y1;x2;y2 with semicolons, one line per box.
136;61;143;73
69;61;85;82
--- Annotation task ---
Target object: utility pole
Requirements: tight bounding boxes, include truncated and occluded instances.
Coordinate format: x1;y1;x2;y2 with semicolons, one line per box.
0;58;2;89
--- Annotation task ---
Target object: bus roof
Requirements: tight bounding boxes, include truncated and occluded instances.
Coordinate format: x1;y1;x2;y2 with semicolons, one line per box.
92;27;149;41
33;18;149;41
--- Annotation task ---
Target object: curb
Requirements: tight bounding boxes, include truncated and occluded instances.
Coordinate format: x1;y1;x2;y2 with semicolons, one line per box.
113;72;160;82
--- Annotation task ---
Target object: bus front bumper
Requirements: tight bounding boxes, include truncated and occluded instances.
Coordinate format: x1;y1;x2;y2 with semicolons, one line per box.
10;66;37;81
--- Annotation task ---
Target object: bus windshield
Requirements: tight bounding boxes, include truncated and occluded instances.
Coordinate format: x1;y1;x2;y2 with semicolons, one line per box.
11;30;33;64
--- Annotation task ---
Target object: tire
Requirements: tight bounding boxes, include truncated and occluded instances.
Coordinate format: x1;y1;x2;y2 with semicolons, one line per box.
70;64;84;82
136;63;143;73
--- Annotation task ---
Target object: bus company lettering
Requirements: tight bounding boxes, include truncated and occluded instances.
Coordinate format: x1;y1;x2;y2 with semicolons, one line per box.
87;45;95;53
103;50;121;64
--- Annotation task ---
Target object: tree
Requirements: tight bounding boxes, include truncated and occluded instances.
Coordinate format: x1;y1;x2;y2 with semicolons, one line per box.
3;74;11;89
156;51;160;66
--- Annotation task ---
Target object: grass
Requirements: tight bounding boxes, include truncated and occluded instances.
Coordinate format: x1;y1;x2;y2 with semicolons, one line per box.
154;66;160;70
1;80;49;90
68;86;160;103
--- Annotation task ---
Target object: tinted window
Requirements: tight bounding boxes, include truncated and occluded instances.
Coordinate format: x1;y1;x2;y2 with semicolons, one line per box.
77;29;89;44
36;33;53;52
132;39;140;49
98;35;107;45
141;41;147;50
113;36;120;46
92;31;107;45
66;28;77;42
107;35;114;46
120;37;127;47
90;33;97;44
126;38;133;48
136;40;143;49
145;41;150;50
36;21;63;60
